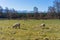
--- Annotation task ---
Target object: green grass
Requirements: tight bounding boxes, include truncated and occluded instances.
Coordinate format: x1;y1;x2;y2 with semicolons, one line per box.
0;19;60;40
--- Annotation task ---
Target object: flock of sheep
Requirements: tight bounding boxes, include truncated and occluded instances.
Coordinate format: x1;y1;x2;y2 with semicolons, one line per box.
12;23;45;29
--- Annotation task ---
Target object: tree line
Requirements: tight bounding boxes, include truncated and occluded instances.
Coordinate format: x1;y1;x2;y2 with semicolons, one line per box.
0;0;60;19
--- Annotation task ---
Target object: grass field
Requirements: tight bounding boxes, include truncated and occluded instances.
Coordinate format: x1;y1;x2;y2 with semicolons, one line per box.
0;19;60;40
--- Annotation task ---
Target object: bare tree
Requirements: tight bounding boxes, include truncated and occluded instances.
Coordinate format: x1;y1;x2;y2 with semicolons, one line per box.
5;7;10;19
12;8;18;19
47;6;56;19
54;0;60;13
54;0;60;19
0;6;3;17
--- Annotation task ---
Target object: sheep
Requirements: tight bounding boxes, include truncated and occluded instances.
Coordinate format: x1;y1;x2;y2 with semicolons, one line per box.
44;38;49;40
12;23;20;29
40;23;45;28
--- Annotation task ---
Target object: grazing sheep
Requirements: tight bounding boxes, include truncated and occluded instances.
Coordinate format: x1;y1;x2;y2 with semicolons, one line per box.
12;23;20;29
40;23;45;27
44;38;49;40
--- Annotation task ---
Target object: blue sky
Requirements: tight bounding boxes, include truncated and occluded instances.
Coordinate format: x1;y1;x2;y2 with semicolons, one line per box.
0;0;54;11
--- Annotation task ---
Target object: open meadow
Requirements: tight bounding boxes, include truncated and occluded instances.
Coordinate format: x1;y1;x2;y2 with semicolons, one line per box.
0;19;60;40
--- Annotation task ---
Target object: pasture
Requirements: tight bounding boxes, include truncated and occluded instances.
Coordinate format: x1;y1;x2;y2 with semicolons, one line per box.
0;19;60;40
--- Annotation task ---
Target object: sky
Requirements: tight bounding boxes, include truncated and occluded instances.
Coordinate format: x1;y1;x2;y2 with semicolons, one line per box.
0;0;54;12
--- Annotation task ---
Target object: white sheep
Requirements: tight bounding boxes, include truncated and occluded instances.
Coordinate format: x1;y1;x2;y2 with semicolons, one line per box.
12;23;20;29
40;23;45;27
